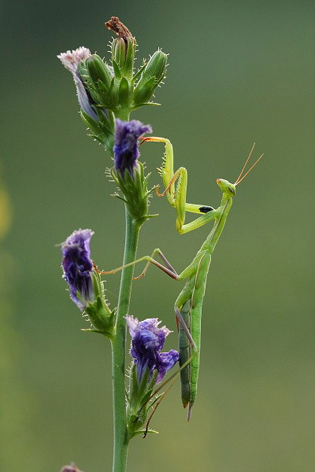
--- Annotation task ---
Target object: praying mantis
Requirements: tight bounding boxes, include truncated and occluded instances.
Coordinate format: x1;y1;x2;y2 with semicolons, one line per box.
102;137;263;419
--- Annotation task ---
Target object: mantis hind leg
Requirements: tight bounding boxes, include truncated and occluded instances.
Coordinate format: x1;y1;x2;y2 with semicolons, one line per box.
95;248;181;281
133;248;178;280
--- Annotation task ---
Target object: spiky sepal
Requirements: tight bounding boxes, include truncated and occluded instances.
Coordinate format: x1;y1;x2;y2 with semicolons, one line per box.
111;162;154;226
83;271;115;338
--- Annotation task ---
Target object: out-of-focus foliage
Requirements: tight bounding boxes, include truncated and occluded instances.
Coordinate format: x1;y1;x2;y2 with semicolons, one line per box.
0;176;44;471
1;1;314;471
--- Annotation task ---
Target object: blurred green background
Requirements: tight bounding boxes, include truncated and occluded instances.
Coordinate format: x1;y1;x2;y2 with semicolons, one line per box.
1;0;314;471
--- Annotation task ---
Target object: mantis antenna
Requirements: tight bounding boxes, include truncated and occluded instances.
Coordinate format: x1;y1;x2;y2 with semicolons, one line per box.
235;143;264;186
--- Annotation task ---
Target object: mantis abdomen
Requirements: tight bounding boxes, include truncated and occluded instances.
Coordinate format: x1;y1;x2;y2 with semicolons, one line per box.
178;251;211;418
179;299;192;408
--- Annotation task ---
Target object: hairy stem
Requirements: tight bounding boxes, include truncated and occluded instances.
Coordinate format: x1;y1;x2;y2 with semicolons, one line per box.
111;208;141;472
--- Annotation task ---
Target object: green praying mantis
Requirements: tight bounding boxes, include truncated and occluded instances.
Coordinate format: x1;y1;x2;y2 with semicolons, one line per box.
101;137;263;419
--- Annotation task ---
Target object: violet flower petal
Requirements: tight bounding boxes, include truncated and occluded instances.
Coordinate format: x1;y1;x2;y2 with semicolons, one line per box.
61;229;94;311
156;349;180;382
126;315;178;384
114;119;152;176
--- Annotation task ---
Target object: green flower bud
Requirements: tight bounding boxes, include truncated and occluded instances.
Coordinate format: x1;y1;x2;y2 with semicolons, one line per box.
112;38;125;67
86;54;113;90
112;37;135;80
142;50;168;83
85;55;114;108
133;50;168;106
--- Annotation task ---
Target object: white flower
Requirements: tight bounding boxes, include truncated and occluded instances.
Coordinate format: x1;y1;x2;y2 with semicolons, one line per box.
58;47;98;120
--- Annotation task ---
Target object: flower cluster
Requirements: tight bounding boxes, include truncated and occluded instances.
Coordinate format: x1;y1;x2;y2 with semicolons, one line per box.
126;316;179;438
61;229;114;336
61;229;95;311
114;119;152;176
57;48;98;121
127;316;179;383
58;17;167;153
111;119;153;224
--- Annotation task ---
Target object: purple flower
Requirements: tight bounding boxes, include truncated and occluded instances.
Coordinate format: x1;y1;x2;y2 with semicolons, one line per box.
61;229;94;311
114;119;152;176
127;316;179;383
60;464;83;472
58;47;99;121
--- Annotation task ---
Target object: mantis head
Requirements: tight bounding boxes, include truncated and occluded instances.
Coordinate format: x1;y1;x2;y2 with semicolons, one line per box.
216;178;236;196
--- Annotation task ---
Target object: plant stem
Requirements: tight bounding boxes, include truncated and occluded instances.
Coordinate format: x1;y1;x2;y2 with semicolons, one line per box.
116;108;130;121
111;208;141;472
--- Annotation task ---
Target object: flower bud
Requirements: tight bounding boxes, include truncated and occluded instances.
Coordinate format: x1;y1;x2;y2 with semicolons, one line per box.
111;119;153;224
60;464;83;472
58;47;99;121
113;119;151;177
58;48;115;150
86;54;113;106
61;229;114;337
142;50;168;83
133;50;167;106
112;37;135;79
126;316;179;438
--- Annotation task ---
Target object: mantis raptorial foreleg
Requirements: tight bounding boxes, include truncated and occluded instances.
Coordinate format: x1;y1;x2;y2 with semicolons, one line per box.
141;138;262;236
140;137;216;234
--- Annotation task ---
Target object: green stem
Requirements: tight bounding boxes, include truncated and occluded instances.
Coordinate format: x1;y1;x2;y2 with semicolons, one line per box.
111;209;141;472
115;108;130;121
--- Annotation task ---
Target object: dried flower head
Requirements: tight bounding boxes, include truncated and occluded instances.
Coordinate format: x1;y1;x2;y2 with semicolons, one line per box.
105;16;134;41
